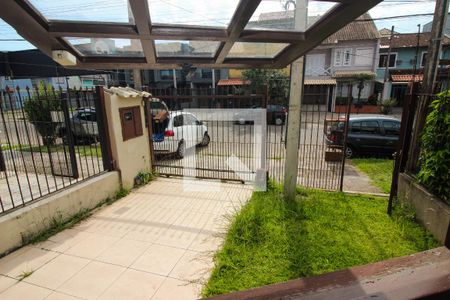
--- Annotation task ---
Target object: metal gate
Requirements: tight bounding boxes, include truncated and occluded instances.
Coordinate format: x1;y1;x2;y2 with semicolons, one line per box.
266;85;347;191
146;87;347;191
0;85;111;215
147;87;267;183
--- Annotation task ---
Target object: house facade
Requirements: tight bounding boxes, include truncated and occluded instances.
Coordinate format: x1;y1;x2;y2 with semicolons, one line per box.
304;14;380;110
226;13;380;111
376;31;450;105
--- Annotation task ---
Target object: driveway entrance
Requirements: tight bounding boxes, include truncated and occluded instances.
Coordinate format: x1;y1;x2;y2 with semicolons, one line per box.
0;177;252;300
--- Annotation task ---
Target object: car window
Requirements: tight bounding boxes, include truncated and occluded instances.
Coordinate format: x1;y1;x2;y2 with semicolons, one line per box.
173;115;183;127
183;114;198;125
383;121;400;136
360;120;379;134
76;112;96;122
350;121;361;133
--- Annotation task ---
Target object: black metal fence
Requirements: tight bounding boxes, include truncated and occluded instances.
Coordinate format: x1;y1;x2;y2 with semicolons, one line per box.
147;87;347;191
0;86;110;215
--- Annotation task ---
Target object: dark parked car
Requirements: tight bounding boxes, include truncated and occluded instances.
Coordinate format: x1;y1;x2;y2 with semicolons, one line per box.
234;104;287;125
325;115;401;158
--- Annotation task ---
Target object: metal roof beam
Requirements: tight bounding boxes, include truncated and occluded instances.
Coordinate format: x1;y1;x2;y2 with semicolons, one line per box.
215;0;262;63
274;0;382;67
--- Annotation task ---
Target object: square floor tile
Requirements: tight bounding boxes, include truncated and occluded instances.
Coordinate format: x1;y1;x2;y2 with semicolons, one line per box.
95;238;151;267
64;234;119;259
0;247;59;278
188;232;222;253
45;291;81;300
131;244;185;276
155;227;200;249
24;254;90;290
47;229;92;244
98;269;165;300
151;278;199;300
43;229;94;253
124;223;169;243
0;275;17;293
169;250;212;282
0;281;52;300
57;261;125;299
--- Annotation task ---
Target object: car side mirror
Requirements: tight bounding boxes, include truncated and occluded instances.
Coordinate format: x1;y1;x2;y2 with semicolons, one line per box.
197;121;203;125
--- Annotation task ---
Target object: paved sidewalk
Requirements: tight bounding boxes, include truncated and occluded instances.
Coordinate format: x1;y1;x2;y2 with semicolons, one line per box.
0;177;252;300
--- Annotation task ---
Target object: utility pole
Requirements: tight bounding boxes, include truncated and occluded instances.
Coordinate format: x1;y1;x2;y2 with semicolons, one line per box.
407;0;449;171
283;0;307;201
382;26;395;100
413;25;421;78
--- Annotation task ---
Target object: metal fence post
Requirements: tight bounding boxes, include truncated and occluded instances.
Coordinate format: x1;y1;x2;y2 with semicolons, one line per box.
94;86;114;171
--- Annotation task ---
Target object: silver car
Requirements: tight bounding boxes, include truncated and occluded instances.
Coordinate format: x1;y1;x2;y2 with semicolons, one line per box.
57;108;98;144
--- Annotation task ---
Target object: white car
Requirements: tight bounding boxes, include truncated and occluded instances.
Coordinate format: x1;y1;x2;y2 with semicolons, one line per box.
153;111;210;158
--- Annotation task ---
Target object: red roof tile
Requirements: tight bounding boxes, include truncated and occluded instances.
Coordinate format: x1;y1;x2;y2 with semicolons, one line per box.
391;74;423;82
380;32;450;48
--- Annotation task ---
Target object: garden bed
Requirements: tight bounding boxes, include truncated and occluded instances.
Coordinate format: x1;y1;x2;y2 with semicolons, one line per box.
203;183;439;297
398;173;450;245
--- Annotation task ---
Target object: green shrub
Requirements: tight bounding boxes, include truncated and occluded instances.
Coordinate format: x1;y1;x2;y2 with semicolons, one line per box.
23;82;61;145
367;94;378;105
417;91;450;203
134;170;155;187
379;98;397;114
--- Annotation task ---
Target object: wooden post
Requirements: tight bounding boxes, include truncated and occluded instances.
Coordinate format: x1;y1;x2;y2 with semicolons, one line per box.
408;0;449;171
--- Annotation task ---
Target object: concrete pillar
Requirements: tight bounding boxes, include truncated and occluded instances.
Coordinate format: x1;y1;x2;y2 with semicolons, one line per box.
173;69;177;89
283;0;307;201
382;81;392;100
103;88;151;189
133;69;142;90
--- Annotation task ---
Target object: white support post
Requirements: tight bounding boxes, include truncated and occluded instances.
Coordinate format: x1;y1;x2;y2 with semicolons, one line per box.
283;0;307;201
173;69;177;89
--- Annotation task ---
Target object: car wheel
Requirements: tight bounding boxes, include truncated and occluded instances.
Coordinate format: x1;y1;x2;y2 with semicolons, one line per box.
61;130;76;145
275;117;283;126
345;145;355;159
176;140;186;158
201;133;210;146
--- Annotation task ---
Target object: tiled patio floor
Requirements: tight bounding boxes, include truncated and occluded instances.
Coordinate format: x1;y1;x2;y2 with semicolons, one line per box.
0;177;253;300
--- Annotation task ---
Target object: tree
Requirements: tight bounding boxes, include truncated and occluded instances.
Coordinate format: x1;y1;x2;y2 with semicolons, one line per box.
23;82;62;145
242;69;290;104
351;73;375;107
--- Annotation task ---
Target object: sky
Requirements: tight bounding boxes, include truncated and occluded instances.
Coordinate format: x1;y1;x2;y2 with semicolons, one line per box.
0;0;440;52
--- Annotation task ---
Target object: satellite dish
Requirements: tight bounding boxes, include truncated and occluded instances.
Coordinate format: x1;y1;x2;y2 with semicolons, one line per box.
92;40;111;55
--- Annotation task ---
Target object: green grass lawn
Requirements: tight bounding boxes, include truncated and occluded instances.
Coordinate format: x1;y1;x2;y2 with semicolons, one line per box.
203;183;439;297
350;158;394;194
1;144;102;158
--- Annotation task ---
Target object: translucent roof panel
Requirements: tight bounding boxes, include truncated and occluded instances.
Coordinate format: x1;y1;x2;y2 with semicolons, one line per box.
155;40;220;58
246;0;338;31
148;0;240;27
0;19;35;51
65;38;144;57
28;0;134;23
227;42;289;59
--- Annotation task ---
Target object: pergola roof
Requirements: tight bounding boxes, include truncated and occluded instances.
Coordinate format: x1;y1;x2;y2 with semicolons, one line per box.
1;0;381;69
